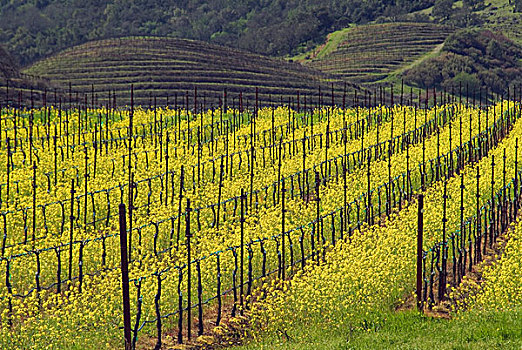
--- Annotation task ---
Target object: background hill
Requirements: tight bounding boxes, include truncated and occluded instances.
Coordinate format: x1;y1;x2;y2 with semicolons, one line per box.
299;23;454;85
292;0;521;93
0;0;437;66
1;0;521;105
24;37;359;107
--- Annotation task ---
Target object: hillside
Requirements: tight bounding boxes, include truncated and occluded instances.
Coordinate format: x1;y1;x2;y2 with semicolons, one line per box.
0;0;436;66
300;23;454;85
0;45;18;78
432;0;522;46
403;28;522;95
0;45;54;106
25;37;360;107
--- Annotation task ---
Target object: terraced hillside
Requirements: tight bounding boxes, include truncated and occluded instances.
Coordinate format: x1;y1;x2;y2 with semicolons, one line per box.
26;37;359;107
303;23;454;85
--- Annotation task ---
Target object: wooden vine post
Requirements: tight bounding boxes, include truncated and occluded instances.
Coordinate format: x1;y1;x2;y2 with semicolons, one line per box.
416;194;424;311
118;203;132;350
440;181;448;301
281;179;286;280
186;198;192;341
240;189;246;314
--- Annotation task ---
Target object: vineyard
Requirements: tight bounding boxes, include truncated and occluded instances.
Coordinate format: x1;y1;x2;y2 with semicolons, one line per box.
23;37;357;108
0;85;521;349
303;23;454;85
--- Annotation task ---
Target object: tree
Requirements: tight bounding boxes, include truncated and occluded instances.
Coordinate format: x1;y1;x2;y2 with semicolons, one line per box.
514;0;522;12
432;0;453;21
463;0;485;11
444;71;481;95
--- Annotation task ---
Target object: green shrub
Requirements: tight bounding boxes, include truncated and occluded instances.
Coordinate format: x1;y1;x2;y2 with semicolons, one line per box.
403;29;522;95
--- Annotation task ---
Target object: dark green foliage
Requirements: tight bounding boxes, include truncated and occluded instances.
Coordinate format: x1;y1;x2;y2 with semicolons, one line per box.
432;0;454;21
0;0;435;66
433;0;484;27
515;0;522;12
403;29;522;95
0;45;18;78
463;0;486;11
451;71;481;92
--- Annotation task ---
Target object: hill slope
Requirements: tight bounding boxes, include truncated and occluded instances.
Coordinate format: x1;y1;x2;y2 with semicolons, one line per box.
403;29;522;95
25;37;360;107
481;0;522;45
0;45;54;106
300;23;454;85
0;0;436;66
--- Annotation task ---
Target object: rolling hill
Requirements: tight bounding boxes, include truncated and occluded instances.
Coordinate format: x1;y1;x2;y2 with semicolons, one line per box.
25;37;361;107
300;23;454;85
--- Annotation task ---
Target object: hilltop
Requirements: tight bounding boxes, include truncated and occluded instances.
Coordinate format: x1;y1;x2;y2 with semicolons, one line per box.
25;37;360;107
3;0;521;104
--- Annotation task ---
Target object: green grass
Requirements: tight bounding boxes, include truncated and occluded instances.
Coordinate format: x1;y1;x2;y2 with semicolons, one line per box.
315;27;353;60
5;314;122;350
478;0;522;46
236;309;522;350
289;26;354;62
